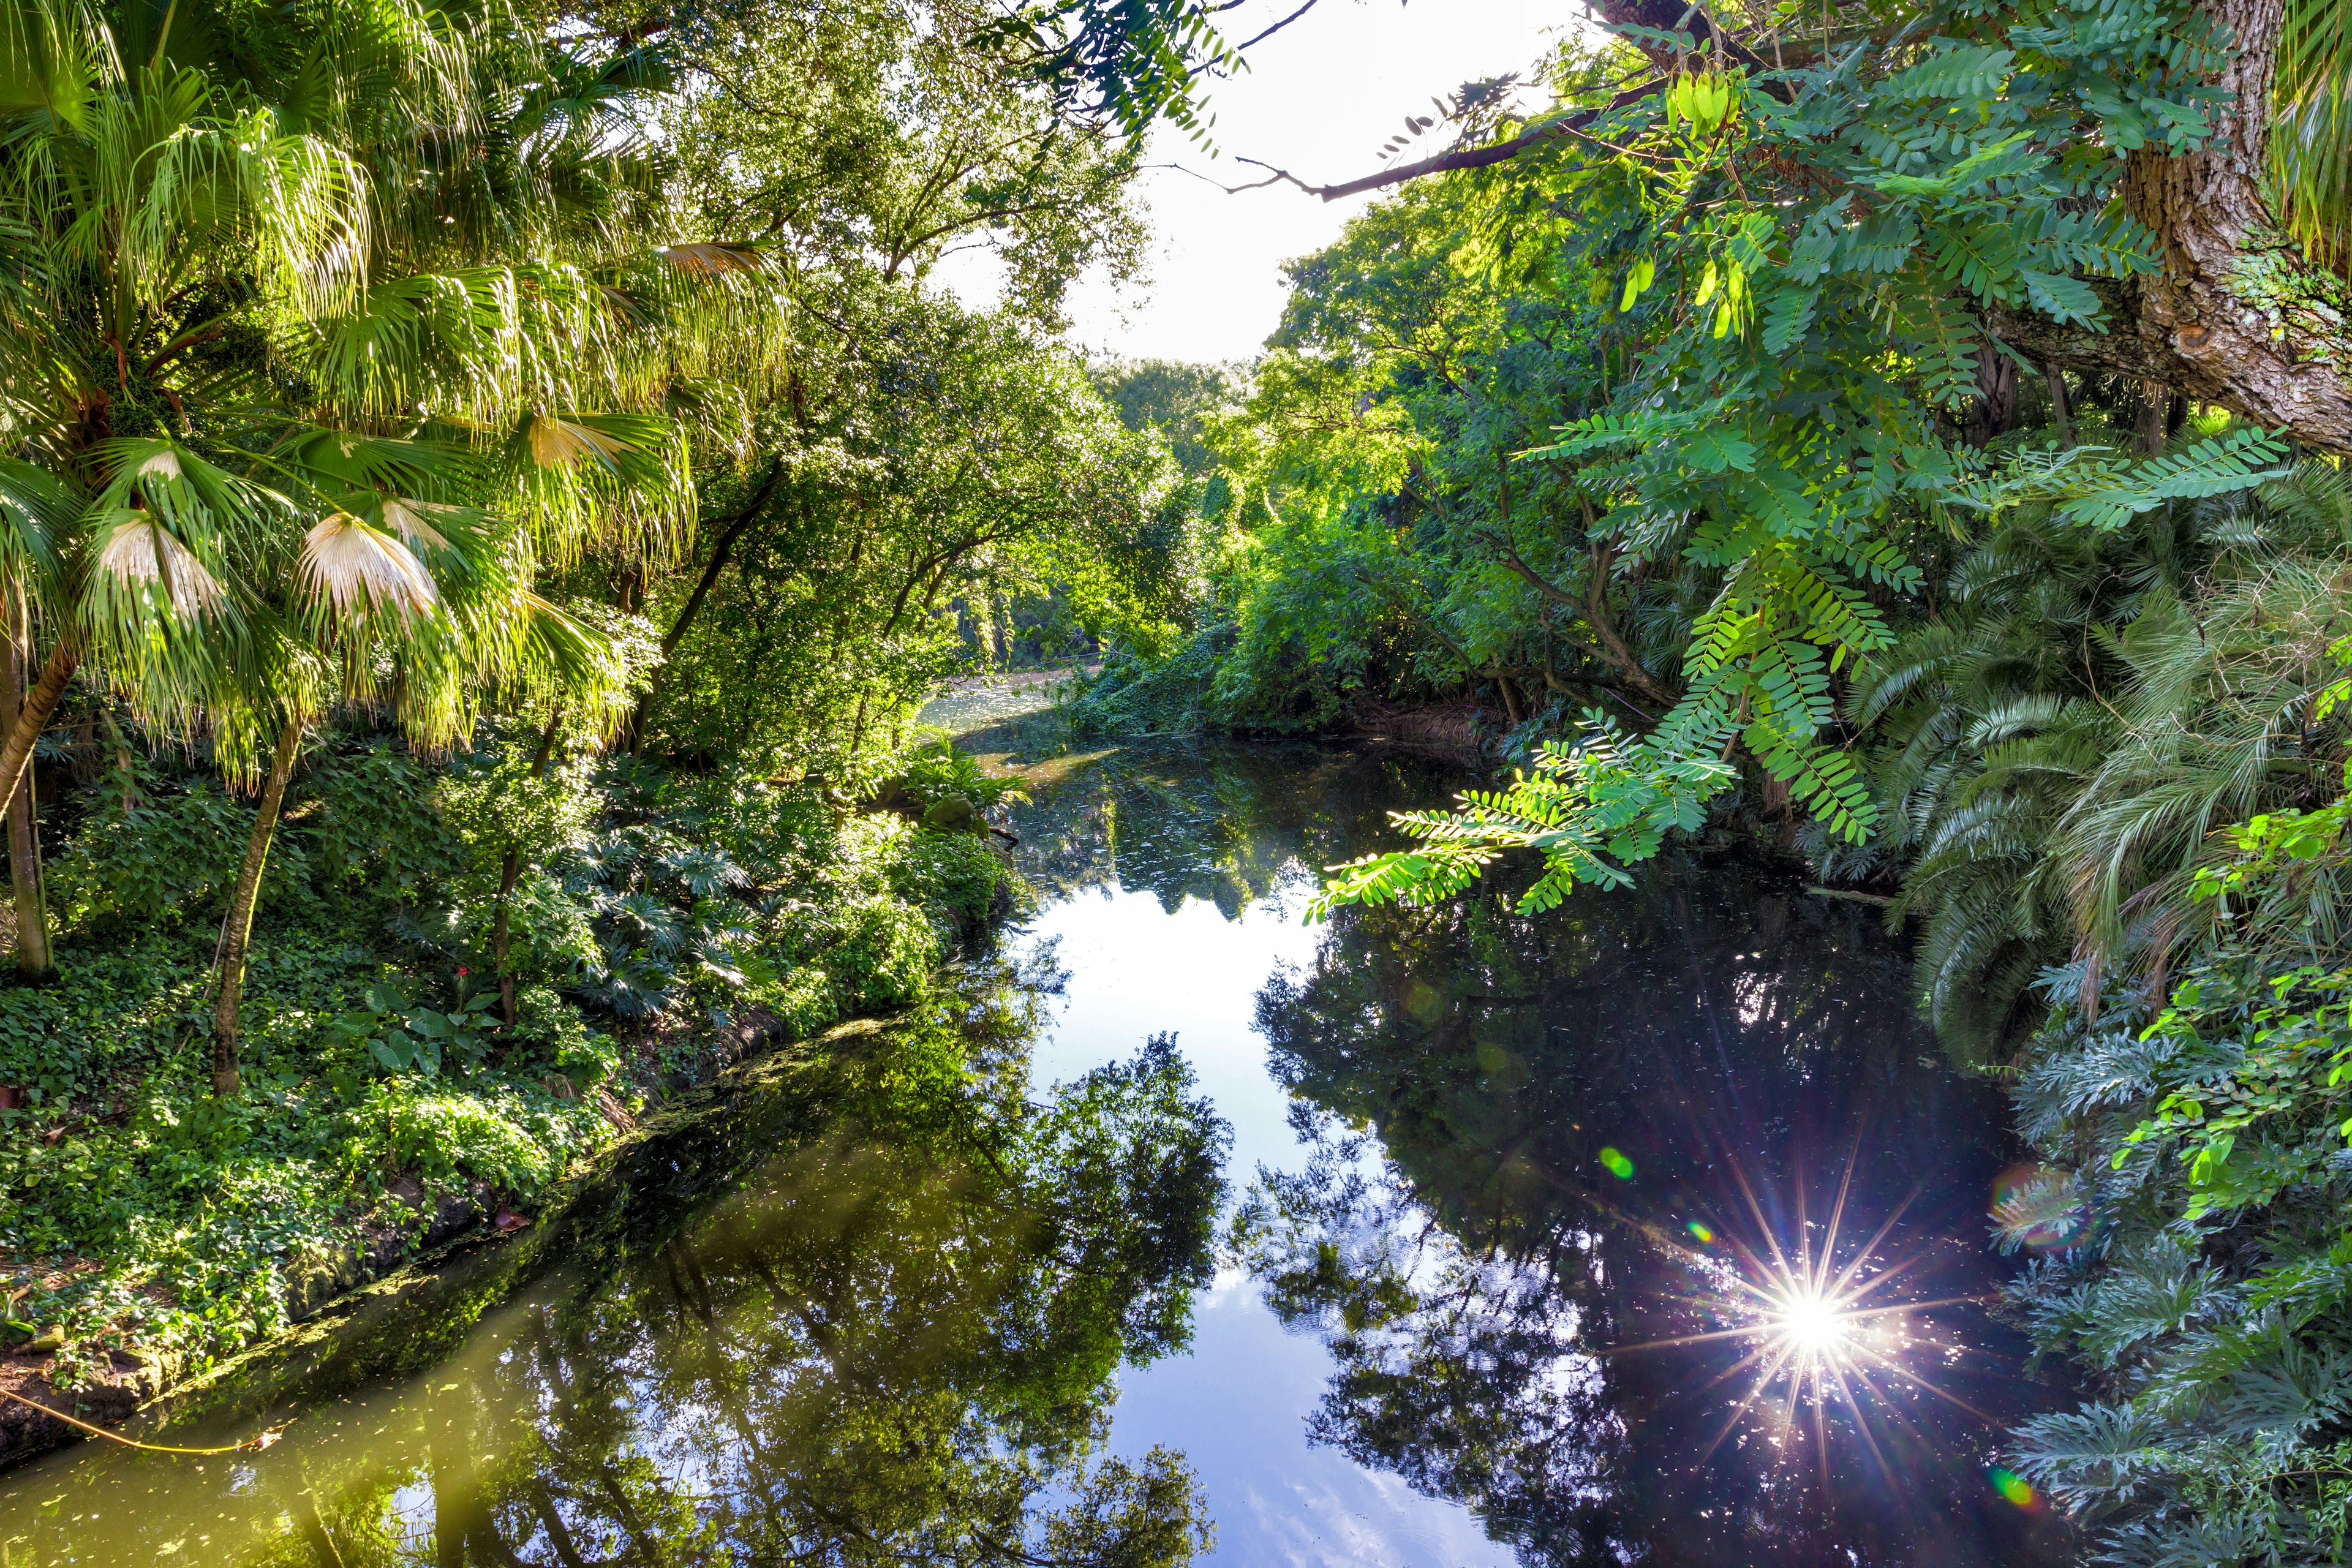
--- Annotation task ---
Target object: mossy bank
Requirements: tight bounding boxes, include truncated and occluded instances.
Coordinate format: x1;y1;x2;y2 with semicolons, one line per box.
0;731;1021;1471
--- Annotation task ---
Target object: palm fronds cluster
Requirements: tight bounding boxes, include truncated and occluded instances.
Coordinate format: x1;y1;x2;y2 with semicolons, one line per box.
1850;461;2352;1058
0;0;791;1089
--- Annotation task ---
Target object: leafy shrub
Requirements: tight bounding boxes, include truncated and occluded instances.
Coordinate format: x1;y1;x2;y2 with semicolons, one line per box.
2002;778;2352;1562
898;736;1031;811
0;720;1029;1396
301;740;464;908
45;774;257;933
337;1080;601;1199
821;895;939;1013
890;824;1016;936
1064;627;1229;736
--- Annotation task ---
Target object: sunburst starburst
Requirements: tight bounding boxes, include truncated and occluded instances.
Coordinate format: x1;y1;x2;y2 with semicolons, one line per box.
1596;1150;1996;1479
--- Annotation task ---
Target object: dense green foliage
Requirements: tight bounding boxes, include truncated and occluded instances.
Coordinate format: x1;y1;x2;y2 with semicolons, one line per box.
0;0;1199;1461
1032;0;2352;1557
0;737;1011;1389
9;0;2352;1553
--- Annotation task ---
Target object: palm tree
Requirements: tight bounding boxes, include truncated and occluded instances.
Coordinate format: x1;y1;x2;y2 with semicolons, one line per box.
204;458;628;1095
2;0;787;1089
0;464;69;978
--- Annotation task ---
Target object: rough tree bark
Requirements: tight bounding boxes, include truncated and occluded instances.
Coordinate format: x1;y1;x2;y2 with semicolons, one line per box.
213;715;304;1098
1999;0;2352;454
1965;347;2021;447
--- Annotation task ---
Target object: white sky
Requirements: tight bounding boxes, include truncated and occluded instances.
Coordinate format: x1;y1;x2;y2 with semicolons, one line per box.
948;0;1581;366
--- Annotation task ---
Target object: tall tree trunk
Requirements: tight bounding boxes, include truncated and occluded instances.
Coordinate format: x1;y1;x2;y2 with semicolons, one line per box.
1494;673;1525;726
494;710;564;1032
1998;0;2352;454
2;625;51;982
626;457;785;748
2042;361;2076;444
0;642;76;848
2138;381;2172;455
1964;345;2019;447
213;715;304;1098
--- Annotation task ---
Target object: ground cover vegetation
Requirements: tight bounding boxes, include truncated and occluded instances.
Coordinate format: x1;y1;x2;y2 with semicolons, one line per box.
0;0;1199;1447
1031;0;2352;1558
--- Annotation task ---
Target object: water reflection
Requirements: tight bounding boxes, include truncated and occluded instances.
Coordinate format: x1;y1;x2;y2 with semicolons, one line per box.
971;723;1464;921
0;993;1227;1567
976;728;2074;1566
4;731;2075;1567
1240;857;2075;1566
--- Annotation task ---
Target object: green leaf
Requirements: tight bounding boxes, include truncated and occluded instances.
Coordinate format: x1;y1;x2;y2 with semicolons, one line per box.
2019;267;2101;325
1683;429;1757;474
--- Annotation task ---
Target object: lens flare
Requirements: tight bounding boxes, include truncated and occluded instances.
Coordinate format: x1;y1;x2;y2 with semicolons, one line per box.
1598;1147;1636;1180
1992;1163;2096;1250
1597;1150;1996;1482
1771;1288;1850;1353
1988;1466;2036;1507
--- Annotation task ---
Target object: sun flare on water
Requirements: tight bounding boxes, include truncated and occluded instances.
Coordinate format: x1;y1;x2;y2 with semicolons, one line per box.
1600;1160;1994;1477
1771;1288;1852;1355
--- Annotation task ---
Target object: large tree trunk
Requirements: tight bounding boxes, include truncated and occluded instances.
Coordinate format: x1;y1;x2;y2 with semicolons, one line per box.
213;715;304;1098
0;641;76;846
626;457;785;747
2;626;51;982
2000;0;2352;453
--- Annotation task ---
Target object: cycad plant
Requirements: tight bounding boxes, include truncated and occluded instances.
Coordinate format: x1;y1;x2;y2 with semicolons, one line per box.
1851;461;2352;1057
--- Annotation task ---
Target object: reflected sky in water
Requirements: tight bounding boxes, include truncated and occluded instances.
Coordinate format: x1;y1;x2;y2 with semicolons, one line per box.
1021;889;1512;1567
0;718;2074;1567
985;725;2076;1567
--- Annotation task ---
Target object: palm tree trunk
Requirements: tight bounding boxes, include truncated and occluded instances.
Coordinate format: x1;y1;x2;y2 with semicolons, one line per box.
213;715;304;1098
493;710;564;1031
2;630;51;982
0;642;76;846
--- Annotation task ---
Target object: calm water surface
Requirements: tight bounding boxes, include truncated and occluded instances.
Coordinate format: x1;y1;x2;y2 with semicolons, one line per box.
0;727;2074;1566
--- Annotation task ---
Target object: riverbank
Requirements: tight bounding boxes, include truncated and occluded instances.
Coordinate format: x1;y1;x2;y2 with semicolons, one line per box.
0;963;1227;1567
0;748;1019;1473
100;1011;887;1452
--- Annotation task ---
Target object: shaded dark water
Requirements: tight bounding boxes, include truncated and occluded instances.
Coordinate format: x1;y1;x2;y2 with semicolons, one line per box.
0;734;2073;1566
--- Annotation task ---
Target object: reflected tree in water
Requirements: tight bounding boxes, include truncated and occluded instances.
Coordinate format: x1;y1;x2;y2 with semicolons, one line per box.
995;731;1467;918
192;1018;1227;1568
1237;856;2074;1567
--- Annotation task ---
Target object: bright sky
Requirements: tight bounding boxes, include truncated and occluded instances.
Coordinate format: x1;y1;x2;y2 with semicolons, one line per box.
947;0;1583;366
1072;0;1577;364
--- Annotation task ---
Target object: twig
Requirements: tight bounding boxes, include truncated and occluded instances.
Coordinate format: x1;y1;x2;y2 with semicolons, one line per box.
0;1383;287;1455
1221;78;1665;203
1804;884;1896;907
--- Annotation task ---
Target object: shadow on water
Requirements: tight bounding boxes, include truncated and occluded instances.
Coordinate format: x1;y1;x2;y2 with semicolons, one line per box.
4;722;2075;1566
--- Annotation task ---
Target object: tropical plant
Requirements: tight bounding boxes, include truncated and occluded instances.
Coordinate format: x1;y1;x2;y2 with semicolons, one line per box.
1842;463;2351;1054
0;0;791;1090
2001;796;2352;1562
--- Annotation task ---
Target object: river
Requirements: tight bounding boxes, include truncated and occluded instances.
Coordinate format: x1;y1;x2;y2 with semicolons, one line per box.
0;721;2076;1566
